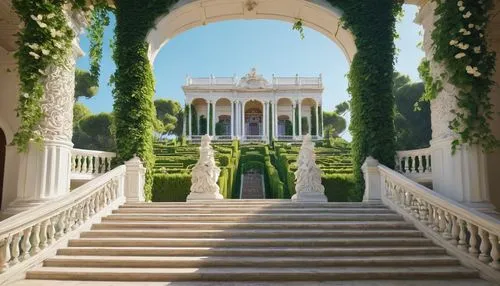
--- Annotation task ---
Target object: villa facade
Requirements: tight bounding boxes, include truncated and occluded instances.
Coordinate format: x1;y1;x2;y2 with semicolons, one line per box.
183;68;323;143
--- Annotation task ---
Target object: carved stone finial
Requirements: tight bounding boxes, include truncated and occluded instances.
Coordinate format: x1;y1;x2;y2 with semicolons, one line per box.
292;134;327;202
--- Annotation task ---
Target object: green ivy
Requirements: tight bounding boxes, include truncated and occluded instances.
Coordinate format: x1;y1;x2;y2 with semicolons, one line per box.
431;0;498;152
417;59;442;105
88;1;111;86
12;0;109;152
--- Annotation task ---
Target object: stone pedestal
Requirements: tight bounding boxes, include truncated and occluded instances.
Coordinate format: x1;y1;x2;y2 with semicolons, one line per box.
292;191;327;203
6;140;73;214
431;137;492;211
361;156;382;203
125;156;146;202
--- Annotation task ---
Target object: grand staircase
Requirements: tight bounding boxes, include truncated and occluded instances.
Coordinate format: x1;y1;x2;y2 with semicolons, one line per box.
20;200;492;285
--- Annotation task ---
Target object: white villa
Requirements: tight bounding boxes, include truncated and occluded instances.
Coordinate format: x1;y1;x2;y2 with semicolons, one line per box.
183;68;323;143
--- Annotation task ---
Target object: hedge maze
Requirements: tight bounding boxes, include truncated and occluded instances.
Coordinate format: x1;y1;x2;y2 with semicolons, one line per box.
151;138;355;202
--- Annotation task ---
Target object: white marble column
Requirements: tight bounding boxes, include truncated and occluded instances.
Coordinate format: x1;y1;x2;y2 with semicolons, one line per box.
182;105;186;137
206;101;210;136
292;103;296;138
263;102;267;139
7;9;86;214
230;101;234;138
320;104;323;137
242;101;246;138
315;104;319;136
213;101;216;136
298;101;302;137
188;103;192;138
416;1;492;210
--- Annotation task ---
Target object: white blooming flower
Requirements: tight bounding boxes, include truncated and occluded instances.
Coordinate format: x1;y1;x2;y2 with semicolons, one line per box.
466;66;480;77
480;33;484;38
457;1;463;6
38;69;45;75
41;49;49;55
54;41;62;49
28;51;40;59
36;21;47;28
30;15;37;21
463;11;472;18
449;40;459;46
50;28;57;38
23;93;29;98
457;43;469;50
455;53;466;59
28;43;39;50
52;54;59;60
475;25;481;30
459;6;465;11
463;30;471;36
37;14;43;20
47;13;55;19
474;46;481;53
474;71;482;77
468;24;474;29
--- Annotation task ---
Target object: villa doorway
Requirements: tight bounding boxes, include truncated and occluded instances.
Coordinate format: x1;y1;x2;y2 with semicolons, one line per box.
0;128;5;209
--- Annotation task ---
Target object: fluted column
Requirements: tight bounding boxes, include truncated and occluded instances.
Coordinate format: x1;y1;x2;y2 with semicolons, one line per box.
262;102;267;139
292;103;296;138
211;101;216;136
315;104;319;136
230;101;234;138
242;101;246;138
182;105;186;137
298;100;302;137
188;103;192;137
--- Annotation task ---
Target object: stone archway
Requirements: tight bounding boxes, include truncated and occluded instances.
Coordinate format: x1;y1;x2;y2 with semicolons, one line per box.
0;128;5;209
146;0;357;64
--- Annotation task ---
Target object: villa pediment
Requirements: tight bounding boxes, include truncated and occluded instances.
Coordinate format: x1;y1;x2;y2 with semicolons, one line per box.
238;68;269;89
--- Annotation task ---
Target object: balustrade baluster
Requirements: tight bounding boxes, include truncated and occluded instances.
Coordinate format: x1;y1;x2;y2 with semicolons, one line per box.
81;156;88;173
488;234;500;269
10;233;20;265
47;218;56;245
458;219;468;251
71;155;76;172
76;155;82;173
0;237;11;272
88;155;94;174
426;203;434;227
427;154;432;172
437;209;447;235
404;157;410;173
106;157;112;172
30;224;41;255
83;200;90;220
478;229;491;263
431;206;440;232
418;155;424;173
20;227;32;261
55;212;66;239
450;215;459;245
441;211;452;240
418;200;428;224
39;220;49;249
89;195;96;215
467;223;479;256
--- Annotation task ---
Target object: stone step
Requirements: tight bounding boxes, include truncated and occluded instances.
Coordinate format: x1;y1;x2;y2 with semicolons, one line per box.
80;229;424;239
122;202;386;208
113;207;395;214
43;255;460;268
67;237;435;248
92;221;417;230
57;246;447;257
11;279;497;286
26;266;479;281
101;213;403;222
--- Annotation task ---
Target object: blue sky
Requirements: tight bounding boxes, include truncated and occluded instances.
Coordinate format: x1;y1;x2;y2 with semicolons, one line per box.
76;4;424;140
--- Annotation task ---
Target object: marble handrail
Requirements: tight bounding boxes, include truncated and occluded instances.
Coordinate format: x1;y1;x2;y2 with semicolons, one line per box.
379;165;500;275
0;166;126;273
395;148;432;175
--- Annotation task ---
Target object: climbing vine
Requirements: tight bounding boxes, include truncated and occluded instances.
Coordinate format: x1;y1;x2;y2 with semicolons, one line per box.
430;0;498;152
12;0;109;152
88;1;111;86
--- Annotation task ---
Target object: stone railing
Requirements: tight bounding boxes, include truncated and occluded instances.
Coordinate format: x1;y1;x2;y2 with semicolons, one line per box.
71;148;116;181
0;165;126;277
395;148;432;184
370;161;500;282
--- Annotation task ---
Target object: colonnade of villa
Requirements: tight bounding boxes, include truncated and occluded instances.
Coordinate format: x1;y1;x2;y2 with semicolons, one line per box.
183;69;323;142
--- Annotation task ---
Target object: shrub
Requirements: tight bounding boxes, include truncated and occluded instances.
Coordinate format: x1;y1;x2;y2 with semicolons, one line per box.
322;174;355;202
152;173;191;202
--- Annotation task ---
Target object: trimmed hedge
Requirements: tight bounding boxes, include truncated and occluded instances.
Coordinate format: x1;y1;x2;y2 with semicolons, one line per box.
152;173;191;202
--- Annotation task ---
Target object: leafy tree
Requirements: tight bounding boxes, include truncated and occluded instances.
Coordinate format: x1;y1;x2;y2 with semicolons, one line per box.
154;99;184;137
75;113;116;152
323;111;347;138
75;69;98;101
73;102;92;124
334;102;350;116
393;72;431;150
